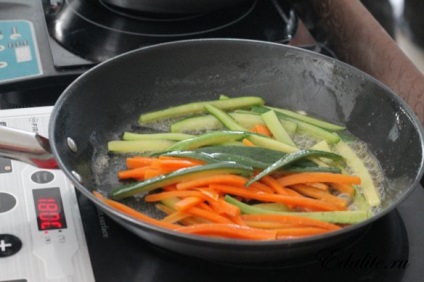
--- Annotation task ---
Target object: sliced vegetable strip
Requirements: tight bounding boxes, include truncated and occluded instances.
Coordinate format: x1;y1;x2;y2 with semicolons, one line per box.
93;191;179;230
176;174;248;190
226;195;370;224
276;172;361;187
139;96;265;123
210;184;343;211
289;184;348;210
176;223;277;240
240;214;341;230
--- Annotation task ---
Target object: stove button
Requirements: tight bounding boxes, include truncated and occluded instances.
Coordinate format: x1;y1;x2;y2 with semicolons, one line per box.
0;157;13;174
31;171;54;184
0;234;22;257
0;192;17;213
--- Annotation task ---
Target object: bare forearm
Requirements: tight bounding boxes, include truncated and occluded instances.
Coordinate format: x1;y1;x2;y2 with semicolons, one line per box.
311;0;424;124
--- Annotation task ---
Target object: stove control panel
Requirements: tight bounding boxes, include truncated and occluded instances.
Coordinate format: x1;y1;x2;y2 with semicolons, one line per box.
0;107;94;282
0;20;43;83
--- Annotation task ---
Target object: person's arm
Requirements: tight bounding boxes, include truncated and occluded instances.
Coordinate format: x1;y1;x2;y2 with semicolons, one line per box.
310;0;424;125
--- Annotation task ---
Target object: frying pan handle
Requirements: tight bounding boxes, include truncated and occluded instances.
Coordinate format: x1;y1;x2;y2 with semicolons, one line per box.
0;125;57;169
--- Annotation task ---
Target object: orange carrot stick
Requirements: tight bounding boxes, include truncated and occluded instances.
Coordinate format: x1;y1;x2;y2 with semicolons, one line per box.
151;158;202;172
176;174;248;190
126;157;153;169
243;220;296;229
144;190;206;202
161;210;192;224
277;172;361;187
195;187;220;201
118;166;150;180
184;206;234;224
248;182;275;194
210;184;343;211
275;227;333;238
242;138;255;146
252;124;272;137
176;223;277;240
260;175;290;195
174;196;204;211
290;184;348;209
308;182;330;191
207;198;240;218
144;168;163;179
240;214;341;230
92;191;179;230
331;183;355;196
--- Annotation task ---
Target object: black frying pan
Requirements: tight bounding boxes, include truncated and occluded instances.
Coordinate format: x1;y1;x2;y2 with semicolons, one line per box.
1;39;423;263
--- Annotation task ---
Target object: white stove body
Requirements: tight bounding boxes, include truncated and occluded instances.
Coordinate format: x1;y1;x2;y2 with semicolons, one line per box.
0;106;95;282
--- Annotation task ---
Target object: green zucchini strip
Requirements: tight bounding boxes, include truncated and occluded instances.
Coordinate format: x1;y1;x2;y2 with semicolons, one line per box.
139;96;264;123
266;106;346;131
170;112;265;133
225;195;370;224
260;110;296;146
108;139;176;153
334;140;381;207
204;104;298;153
122;132;194;141
252;106;341;144
164;130;250;151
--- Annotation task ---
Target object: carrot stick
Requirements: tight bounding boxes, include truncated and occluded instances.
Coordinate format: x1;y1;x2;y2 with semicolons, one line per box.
248;182;275;194
126;157;153;168
118;166;150;180
277;172;361;187
176;174;248;190
260;175;290;195
242;138;255;146
174;196;204;211
252;124;272;137
275;227;333;238
161;210;192;224
243;220;297;229
207;198;240;218
144;190;206;202
240;214;341;230
331;183;355;196
210;184;342;211
308;182;330;191
92;191;179;230
151;158;202;172
195;187;220;201
184;206;234;224
290;184;348;209
144;168;163;179
176;223;277;240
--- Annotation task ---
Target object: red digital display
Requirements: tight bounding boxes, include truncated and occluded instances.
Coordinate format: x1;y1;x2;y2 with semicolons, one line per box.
32;188;67;231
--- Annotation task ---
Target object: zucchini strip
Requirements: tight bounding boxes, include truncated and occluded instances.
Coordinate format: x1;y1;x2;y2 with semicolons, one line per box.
139;96;264;123
204;104;298;153
123;132;194;141
334;140;381;207
108;139;176;153
225;195;370;224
